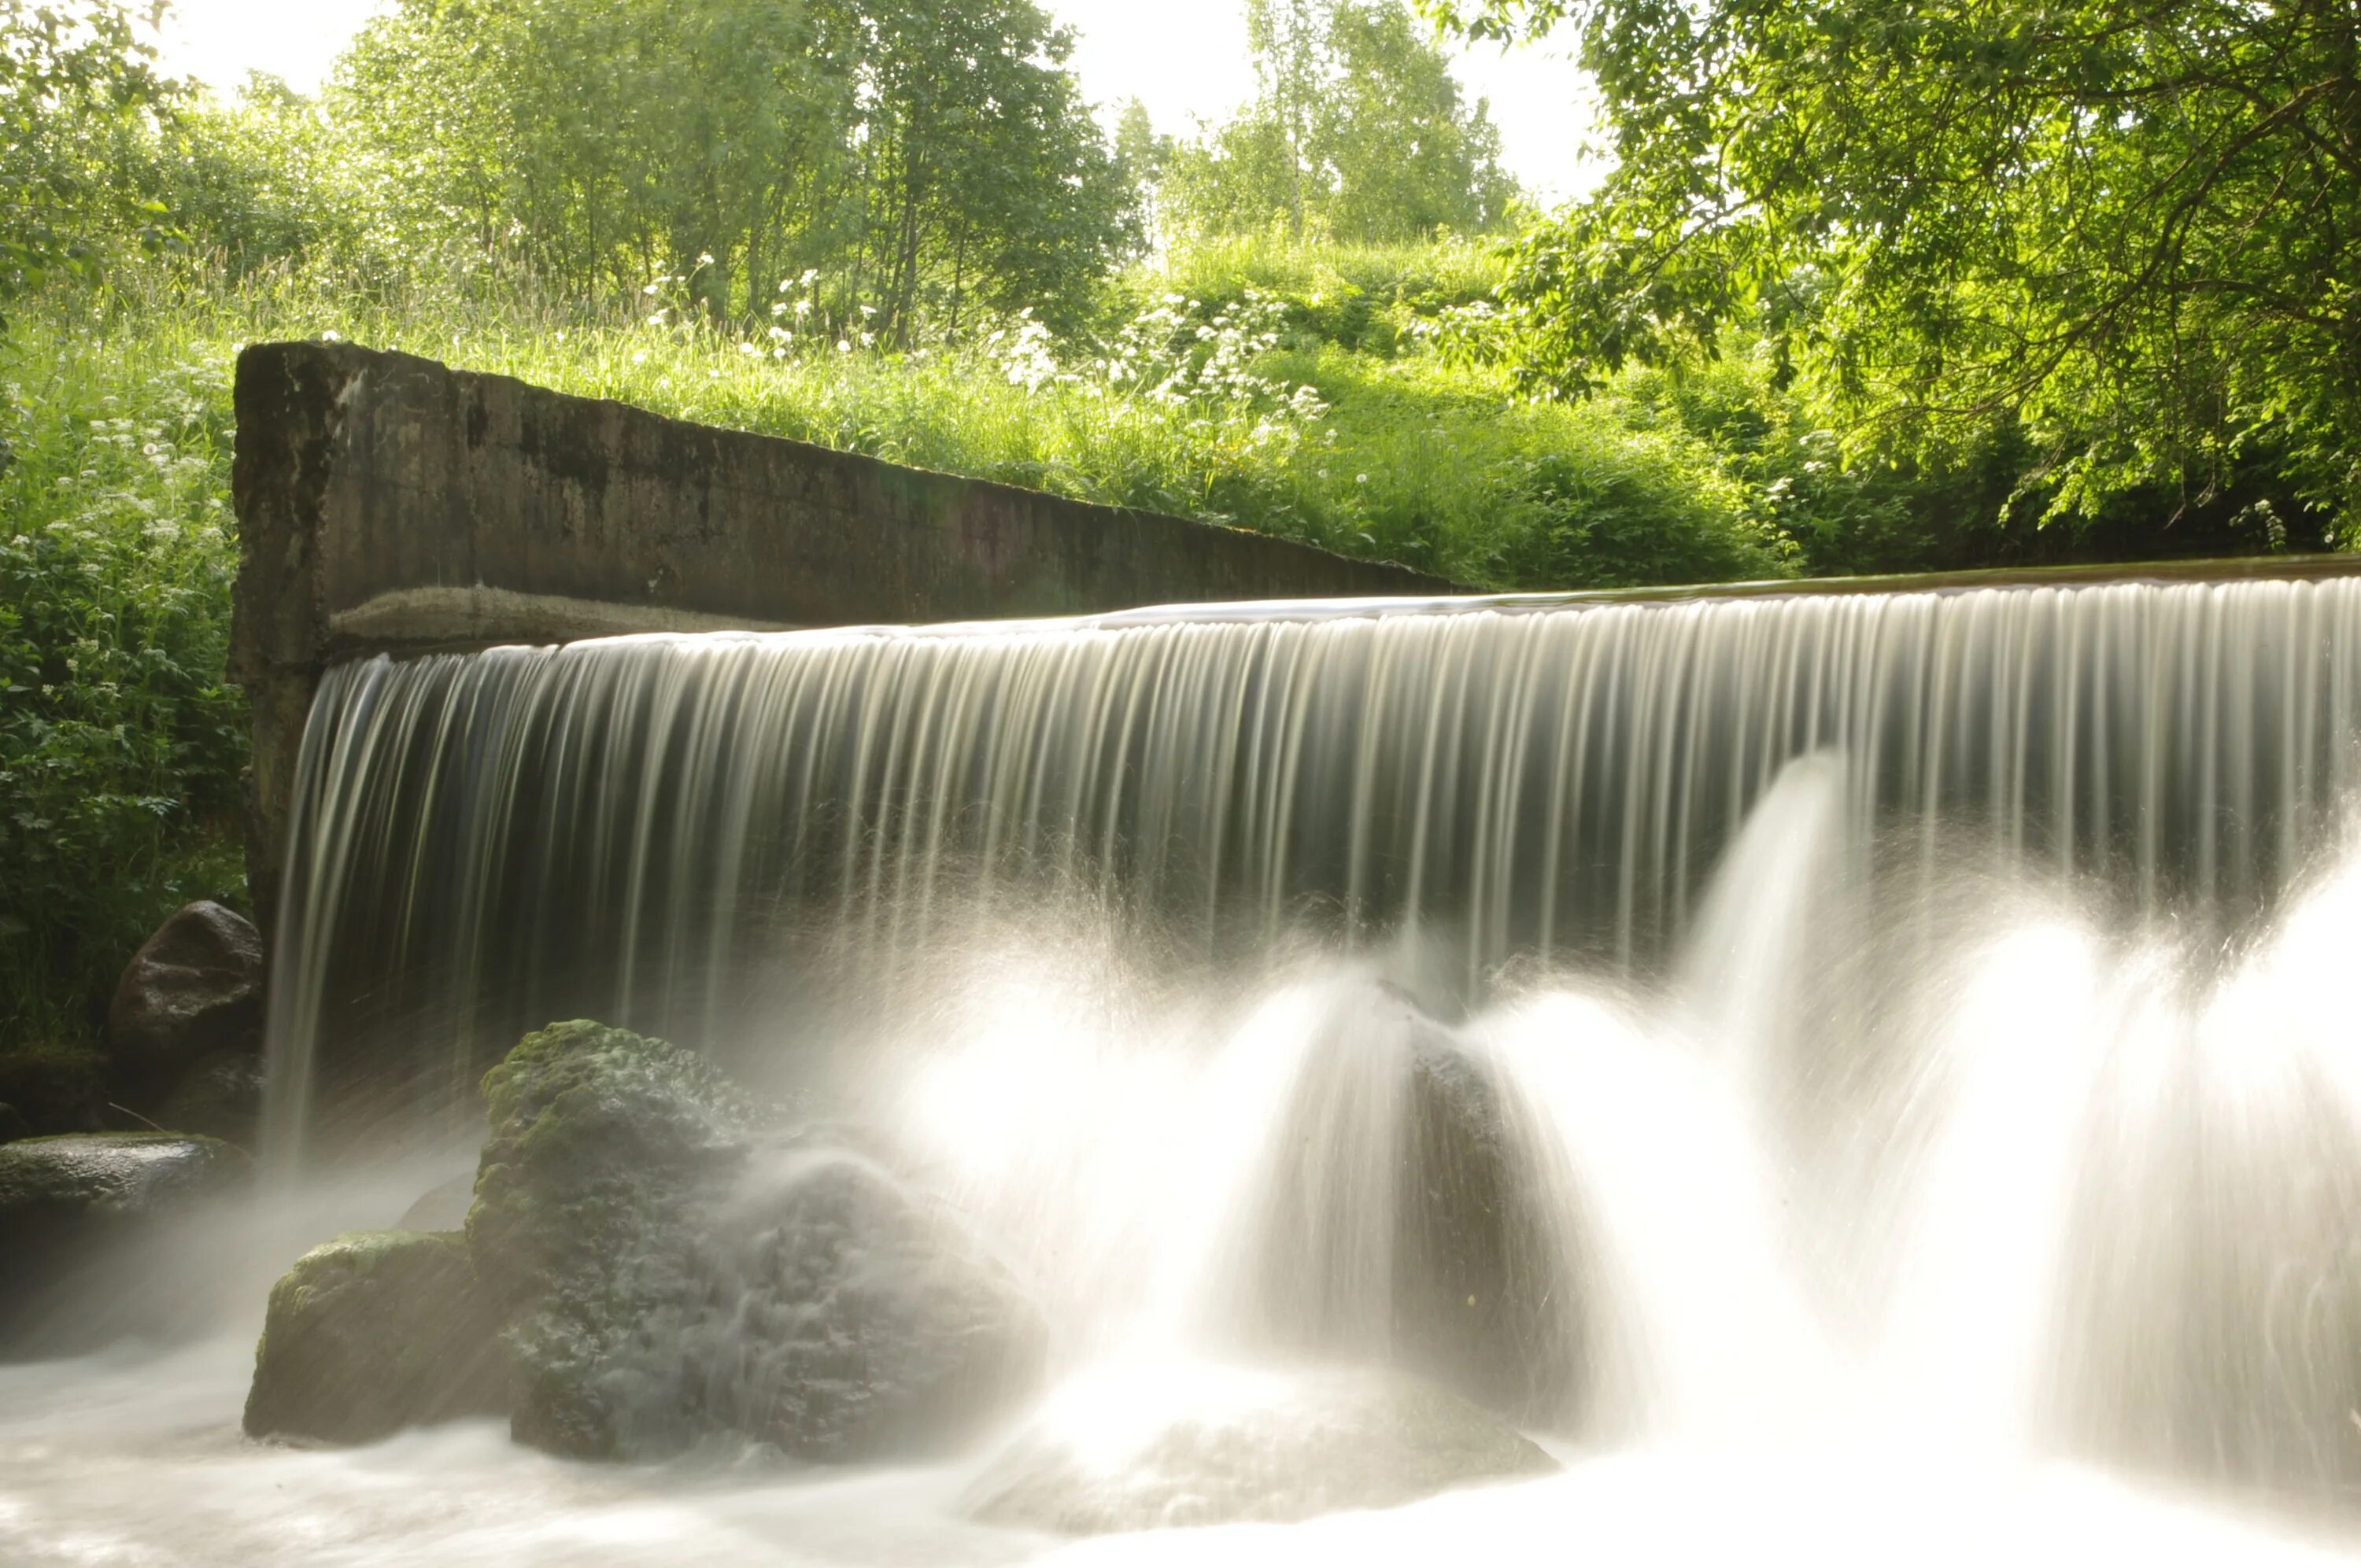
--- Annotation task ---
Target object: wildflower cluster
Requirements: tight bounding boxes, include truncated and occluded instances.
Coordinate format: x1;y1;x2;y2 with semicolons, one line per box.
1096;289;1327;421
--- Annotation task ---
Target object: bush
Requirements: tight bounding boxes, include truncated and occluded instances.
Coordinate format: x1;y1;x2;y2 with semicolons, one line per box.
0;308;247;1054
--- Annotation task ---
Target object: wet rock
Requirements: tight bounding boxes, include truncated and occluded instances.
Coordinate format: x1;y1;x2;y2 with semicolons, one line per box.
1240;983;1587;1425
966;1365;1557;1533
678;1148;1047;1462
155;1048;267;1147
465;1019;1044;1463
0;1104;28;1143
466;1019;752;1459
0;1131;251;1347
1394;1027;1586;1422
244;1230;508;1444
0;1044;105;1137
105;902;264;1101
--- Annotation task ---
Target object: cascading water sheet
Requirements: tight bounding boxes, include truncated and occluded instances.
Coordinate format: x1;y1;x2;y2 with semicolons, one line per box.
268;576;2361;1137
194;571;2361;1561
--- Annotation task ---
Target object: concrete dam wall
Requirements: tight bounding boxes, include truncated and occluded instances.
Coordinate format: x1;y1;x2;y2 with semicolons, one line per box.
224;341;1454;929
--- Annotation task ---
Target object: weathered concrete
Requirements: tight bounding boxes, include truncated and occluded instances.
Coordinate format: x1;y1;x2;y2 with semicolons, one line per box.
227;341;1452;935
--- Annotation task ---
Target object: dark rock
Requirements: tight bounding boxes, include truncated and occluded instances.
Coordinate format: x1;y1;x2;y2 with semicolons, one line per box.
966;1366;1557;1534
0;1044;105;1137
1238;984;1586;1425
678;1148;1047;1462
466;1019;752;1459
0;1104;28;1143
244;1230;508;1444
397;1171;475;1232
105;902;264;1102
155;1048;268;1147
1394;1025;1587;1423
0;1131;251;1348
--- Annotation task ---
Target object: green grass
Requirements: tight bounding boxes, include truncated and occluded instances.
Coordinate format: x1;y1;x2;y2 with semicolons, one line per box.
151;252;1790;588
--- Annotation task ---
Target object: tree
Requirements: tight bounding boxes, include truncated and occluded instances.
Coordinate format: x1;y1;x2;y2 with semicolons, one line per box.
330;0;1128;338
0;0;174;321
1421;0;2361;540
838;0;1132;341
1322;0;1516;241
1111;98;1173;258
1163;0;1519;245
335;0;849;312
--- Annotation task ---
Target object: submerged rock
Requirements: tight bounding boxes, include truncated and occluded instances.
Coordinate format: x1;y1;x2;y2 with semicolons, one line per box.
1394;1025;1587;1422
105;901;264;1101
466;1018;752;1459
966;1364;1557;1533
1240;983;1587;1425
244;1230;507;1444
680;1148;1047;1461
0;1131;251;1347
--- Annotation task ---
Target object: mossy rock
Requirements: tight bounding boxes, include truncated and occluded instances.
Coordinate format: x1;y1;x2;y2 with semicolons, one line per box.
245;1230;507;1444
680;1148;1048;1462
466;1019;752;1459
463;1019;1044;1463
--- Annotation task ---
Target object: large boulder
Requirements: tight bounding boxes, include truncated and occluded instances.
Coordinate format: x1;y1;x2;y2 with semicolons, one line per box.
105;901;264;1101
244;1230;507;1444
0;1131;251;1348
466;1018;755;1459
966;1365;1557;1533
464;1019;1045;1463
678;1147;1047;1462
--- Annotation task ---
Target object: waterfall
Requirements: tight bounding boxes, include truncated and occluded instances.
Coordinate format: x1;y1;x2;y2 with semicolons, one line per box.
256;574;2361;1525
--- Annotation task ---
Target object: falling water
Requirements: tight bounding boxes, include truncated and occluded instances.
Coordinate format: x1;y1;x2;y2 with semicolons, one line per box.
28;573;2361;1561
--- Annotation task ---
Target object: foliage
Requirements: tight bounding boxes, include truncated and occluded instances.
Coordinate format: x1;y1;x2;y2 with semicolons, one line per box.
1420;0;2361;543
0;307;246;1055
1163;0;1519;245
334;0;1134;339
146;75;354;279
0;0;173;320
1136;233;1505;356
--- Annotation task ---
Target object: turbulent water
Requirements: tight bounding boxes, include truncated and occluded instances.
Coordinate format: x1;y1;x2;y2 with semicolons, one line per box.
15;574;2361;1562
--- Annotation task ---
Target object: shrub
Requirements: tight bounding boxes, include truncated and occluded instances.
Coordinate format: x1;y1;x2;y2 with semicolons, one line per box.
0;309;246;1053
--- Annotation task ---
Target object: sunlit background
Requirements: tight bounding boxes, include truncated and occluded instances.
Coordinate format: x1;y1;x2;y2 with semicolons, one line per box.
153;0;1608;202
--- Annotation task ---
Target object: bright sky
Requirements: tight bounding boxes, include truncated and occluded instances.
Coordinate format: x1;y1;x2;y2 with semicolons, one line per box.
155;0;1605;205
